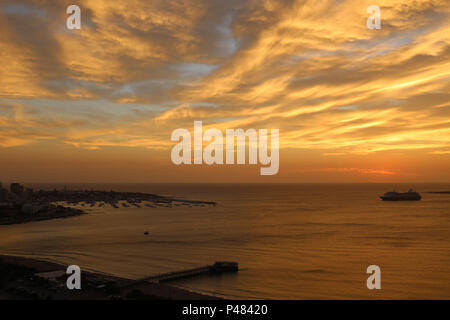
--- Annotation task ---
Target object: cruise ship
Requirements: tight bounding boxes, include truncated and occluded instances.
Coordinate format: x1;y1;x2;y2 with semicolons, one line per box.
380;189;422;201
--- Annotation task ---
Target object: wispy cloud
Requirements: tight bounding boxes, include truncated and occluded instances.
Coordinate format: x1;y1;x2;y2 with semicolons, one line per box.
0;0;449;181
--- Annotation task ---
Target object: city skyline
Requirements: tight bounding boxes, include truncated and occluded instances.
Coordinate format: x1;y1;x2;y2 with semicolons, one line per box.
0;0;449;183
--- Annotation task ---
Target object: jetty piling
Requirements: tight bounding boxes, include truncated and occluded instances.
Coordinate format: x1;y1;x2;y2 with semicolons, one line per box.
140;261;238;283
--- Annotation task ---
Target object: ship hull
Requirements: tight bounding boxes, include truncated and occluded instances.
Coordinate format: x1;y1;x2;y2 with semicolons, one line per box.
380;195;421;201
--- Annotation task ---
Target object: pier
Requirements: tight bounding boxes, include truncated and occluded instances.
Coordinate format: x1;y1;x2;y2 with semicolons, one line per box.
140;261;238;283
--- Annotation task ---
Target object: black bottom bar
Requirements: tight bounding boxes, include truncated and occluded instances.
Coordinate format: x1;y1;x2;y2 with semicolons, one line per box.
1;300;447;319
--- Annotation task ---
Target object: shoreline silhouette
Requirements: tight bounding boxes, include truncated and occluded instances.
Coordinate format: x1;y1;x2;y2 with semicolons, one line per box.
0;184;216;225
0;254;219;300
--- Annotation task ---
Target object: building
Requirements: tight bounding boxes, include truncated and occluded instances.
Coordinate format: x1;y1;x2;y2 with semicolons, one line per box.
0;186;8;202
24;188;34;200
0;181;8;202
10;183;24;197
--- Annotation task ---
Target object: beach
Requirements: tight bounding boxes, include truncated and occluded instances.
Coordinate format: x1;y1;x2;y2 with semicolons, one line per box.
0;254;218;300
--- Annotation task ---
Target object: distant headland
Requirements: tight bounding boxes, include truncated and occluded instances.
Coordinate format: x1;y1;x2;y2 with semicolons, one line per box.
0;182;216;225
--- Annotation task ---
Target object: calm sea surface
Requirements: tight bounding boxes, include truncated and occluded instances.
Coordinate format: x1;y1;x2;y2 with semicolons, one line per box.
0;183;449;299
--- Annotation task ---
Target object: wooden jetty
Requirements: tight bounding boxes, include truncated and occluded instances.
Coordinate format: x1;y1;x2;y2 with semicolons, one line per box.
140;261;238;283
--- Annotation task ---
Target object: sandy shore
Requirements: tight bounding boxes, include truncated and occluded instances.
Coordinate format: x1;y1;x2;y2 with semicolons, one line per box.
0;254;219;300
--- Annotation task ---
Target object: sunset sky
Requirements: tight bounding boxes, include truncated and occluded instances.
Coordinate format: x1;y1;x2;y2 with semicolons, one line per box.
0;0;449;183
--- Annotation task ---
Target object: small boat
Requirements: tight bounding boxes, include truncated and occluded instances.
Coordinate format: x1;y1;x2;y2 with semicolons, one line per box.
380;189;421;201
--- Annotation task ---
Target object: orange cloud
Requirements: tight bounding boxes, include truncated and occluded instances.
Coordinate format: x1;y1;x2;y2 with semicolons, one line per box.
0;0;449;181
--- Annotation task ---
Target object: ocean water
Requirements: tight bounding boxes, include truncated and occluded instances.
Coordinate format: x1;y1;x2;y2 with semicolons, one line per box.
0;183;449;299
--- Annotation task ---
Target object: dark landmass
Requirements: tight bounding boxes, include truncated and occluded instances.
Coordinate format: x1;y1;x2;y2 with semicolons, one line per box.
0;186;216;225
0;205;84;225
0;254;219;300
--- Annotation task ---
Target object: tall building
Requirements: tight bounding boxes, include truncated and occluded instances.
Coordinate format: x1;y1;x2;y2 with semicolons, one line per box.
10;183;24;196
24;188;34;200
0;186;8;202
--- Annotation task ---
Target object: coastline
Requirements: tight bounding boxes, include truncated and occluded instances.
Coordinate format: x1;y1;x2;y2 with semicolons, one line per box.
0;206;85;226
0;187;216;226
0;254;219;300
